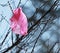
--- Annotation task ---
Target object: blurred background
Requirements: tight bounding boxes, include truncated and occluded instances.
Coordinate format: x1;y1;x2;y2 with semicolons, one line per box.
0;0;60;53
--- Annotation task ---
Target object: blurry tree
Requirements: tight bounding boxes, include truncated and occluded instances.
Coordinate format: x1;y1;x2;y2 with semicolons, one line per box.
0;0;60;53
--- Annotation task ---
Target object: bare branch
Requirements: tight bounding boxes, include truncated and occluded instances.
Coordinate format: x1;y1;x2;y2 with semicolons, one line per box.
2;0;59;53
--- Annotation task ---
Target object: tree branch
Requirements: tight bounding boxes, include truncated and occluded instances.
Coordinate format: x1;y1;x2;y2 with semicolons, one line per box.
2;0;58;53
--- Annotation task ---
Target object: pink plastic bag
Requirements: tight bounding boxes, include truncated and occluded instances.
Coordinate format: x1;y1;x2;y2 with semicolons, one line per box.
10;7;28;36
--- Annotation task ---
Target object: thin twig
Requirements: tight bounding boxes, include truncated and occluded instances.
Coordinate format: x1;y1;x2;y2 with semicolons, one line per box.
11;31;13;45
0;28;10;46
48;42;58;53
1;14;10;24
17;0;21;8
8;1;13;14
